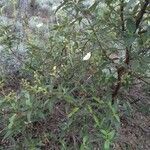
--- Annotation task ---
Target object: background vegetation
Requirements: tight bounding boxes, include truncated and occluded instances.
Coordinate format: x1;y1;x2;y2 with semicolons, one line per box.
0;0;149;149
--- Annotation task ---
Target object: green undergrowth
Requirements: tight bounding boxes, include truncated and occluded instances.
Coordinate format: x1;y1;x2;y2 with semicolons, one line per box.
0;0;149;149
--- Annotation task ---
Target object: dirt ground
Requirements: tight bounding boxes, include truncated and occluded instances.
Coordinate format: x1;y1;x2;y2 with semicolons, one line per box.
114;82;150;150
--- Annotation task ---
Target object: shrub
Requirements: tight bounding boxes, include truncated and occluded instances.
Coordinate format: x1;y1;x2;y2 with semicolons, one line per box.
0;0;149;149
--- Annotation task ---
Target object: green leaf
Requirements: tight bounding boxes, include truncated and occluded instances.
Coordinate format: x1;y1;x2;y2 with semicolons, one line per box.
0;5;6;15
89;1;100;12
124;33;137;46
8;114;17;129
80;135;89;150
63;95;74;104
105;0;113;5
25;92;32;107
87;105;93;113
108;130;115;140
27;111;32;123
93;114;100;127
93;97;104;104
132;3;140;15
132;59;140;71
3;130;13;140
104;140;110;150
70;17;83;26
101;129;107;136
83;135;88;145
78;16;83;25
68;107;79;118
126;0;136;10
126;18;136;33
114;114;120;122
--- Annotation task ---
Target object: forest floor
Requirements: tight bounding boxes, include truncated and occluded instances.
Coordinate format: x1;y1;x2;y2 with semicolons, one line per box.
114;82;150;150
114;109;150;149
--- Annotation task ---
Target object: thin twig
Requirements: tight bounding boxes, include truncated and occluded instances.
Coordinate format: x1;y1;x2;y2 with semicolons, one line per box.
111;0;149;104
135;0;149;30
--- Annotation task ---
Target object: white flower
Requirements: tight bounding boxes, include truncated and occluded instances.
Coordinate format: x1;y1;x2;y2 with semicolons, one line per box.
83;52;91;61
36;23;43;28
53;66;57;71
52;5;58;11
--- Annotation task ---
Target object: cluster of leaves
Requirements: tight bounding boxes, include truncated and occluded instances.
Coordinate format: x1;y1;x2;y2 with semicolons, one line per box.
0;0;149;149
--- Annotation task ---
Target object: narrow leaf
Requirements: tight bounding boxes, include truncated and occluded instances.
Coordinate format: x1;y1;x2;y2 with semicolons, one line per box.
68;107;79;118
8;114;17;129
